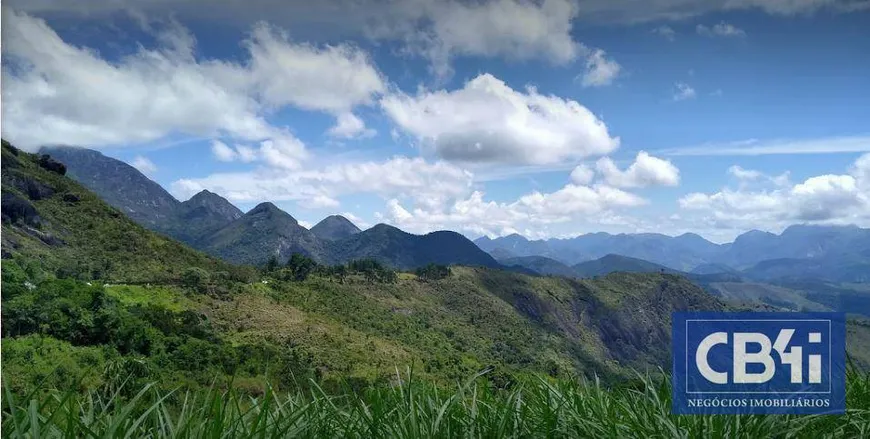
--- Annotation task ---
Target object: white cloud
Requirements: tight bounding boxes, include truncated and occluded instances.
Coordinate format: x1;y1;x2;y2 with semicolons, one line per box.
381;73;620;165
728;165;763;180
660;135;870;156
328;112;377;139
652;25;676;41
258;136;309;170
697;21;747;37
570;164;595;185
375;0;582;77
244;23;385;112
0;11;382;165
579;49;621;87
303;195;341;209
131;155;158;175
212;140;237;162
679;153;870;229
171;156;473;209
673;82;697;101
380;183;647;237
596;151;680;188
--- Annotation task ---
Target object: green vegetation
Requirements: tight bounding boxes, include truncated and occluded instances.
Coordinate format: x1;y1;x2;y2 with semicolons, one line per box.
1;140;256;284
5;138;870;437
4;368;869;438
415;263;451;282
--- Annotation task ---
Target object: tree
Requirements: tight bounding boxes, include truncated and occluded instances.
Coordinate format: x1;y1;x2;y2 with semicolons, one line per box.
416;264;451;282
181;267;210;292
264;256;280;273
285;253;318;282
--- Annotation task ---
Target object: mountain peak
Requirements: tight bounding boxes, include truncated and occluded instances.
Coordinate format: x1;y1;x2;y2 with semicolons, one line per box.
311;215;361;241
180;190;243;223
248;202;293;220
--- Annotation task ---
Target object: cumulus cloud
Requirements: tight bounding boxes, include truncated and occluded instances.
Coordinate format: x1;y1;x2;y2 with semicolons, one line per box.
596;151;680;188
379;183;647;237
579;49;621;87
570;164;595;185
131;156;158;175
328;112;377;139
679;153;870;229
697;21;747;37
171;156;473;209
381;73;620;166
673;82;697;101
243;23;385;112
0;11;382;165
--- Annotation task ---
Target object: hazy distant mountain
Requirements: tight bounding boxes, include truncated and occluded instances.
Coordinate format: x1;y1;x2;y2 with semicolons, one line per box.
741;255;870;283
40;146;180;229
477;231;722;270
310;215;361;241
500;256;576;277
478;225;870;281
719;225;870;269
475;234;554;258
572;254;679;278
327;224;500;270
203;202;325;265
488;247;517;260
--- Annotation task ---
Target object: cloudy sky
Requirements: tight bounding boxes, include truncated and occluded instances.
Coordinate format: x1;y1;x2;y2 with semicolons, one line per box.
2;0;869;242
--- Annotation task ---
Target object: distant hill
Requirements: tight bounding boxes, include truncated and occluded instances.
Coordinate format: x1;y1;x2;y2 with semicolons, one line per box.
500;255;576;277
326;224;500;270
203;202;325;265
2;140;241;282
39;145;180;230
572;254;680;278
310;215;361;241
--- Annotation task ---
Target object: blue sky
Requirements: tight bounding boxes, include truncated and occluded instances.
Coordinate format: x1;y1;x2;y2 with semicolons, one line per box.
2;0;869;242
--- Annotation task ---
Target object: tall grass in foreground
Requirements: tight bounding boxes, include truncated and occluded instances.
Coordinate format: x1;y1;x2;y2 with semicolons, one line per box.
3;368;869;439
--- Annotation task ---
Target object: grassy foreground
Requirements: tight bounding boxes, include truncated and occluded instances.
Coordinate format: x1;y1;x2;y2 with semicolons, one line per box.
3;369;870;439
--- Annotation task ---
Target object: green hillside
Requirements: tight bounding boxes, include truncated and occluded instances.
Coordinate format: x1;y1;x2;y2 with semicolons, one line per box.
4;138;870;438
1;140;252;283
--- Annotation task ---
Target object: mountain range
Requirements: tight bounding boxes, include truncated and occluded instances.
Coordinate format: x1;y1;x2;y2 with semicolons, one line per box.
38;145;499;270
32;145;870;284
477;225;870;283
